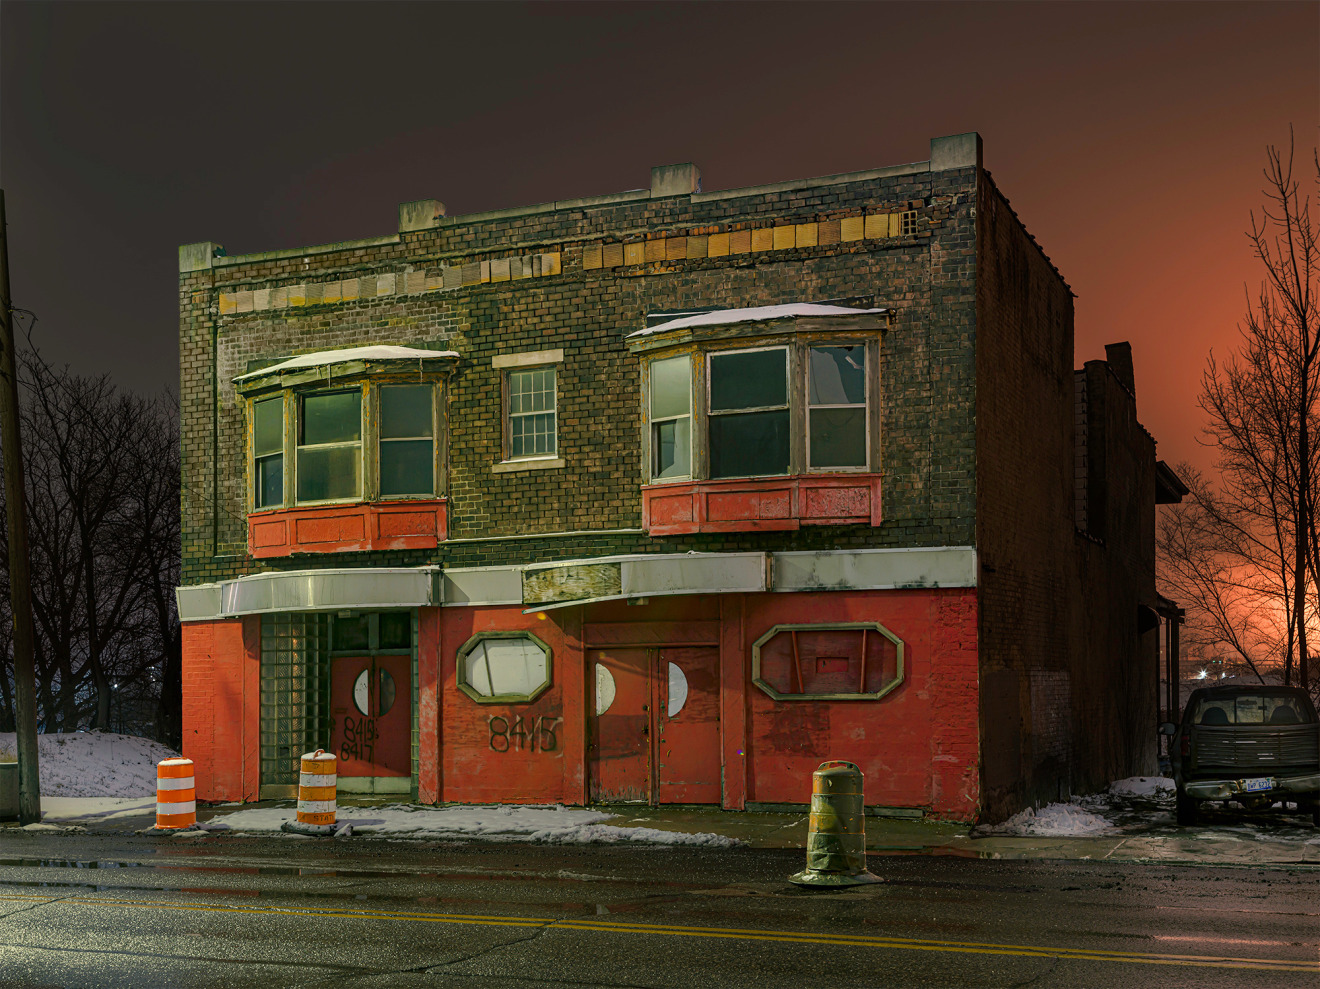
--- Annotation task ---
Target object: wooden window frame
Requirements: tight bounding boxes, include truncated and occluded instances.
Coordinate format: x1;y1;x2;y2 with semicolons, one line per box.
245;377;447;513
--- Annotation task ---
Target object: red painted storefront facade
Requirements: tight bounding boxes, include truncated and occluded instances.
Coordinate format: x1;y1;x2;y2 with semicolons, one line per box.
182;587;979;819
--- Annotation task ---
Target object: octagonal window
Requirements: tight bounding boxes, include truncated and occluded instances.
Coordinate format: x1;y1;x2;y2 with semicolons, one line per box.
457;632;552;704
751;622;903;701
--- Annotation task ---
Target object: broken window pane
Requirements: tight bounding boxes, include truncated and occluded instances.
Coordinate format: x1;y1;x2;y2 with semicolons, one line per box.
709;349;787;411
709;409;790;478
810;408;867;468
650;356;690;419
809;347;866;405
653;417;691;479
808;346;867;470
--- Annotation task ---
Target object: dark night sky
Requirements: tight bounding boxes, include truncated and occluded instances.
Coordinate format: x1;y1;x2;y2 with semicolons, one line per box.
2;1;1316;473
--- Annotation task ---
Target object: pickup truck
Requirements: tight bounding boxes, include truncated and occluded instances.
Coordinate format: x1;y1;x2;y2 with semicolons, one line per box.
1161;684;1319;826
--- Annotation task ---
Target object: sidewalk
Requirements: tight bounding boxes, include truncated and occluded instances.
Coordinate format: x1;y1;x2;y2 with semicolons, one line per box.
12;798;1319;868
576;804;1320;867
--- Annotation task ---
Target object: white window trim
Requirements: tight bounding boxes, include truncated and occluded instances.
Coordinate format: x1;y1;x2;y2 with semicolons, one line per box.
494;349;566;468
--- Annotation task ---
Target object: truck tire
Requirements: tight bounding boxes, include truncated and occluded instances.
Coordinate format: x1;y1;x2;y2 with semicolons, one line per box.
1176;789;1197;825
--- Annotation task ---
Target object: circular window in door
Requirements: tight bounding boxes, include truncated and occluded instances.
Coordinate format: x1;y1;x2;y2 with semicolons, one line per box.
456;631;553;704
352;667;397;716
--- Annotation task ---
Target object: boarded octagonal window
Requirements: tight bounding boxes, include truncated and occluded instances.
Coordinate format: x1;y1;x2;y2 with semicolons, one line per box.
751;622;903;701
456;631;553;704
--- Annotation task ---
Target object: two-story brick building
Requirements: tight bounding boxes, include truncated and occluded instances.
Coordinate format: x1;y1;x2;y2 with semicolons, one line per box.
175;133;1182;822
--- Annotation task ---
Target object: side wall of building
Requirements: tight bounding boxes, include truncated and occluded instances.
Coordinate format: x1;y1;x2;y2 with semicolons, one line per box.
974;173;1079;821
1071;359;1161;790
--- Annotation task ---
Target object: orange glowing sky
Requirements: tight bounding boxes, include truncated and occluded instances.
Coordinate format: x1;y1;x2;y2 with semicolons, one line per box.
2;2;1316;477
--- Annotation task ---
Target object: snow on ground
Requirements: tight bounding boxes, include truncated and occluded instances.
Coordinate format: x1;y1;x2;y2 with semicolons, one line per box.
38;797;157;823
1107;776;1176;798
209;803;745;847
0;731;179;797
989;802;1118;837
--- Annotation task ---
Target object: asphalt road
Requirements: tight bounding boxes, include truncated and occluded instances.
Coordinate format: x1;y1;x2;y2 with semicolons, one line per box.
0;832;1316;989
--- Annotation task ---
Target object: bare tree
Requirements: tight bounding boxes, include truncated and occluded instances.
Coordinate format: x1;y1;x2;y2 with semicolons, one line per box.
0;357;181;739
1158;463;1292;682
1196;130;1319;692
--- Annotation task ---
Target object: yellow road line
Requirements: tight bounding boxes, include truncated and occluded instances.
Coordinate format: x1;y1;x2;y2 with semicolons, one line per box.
0;891;1314;973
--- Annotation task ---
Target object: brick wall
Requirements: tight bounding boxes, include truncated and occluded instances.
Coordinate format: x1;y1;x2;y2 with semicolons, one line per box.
975;172;1160;820
180;160;979;586
974;171;1079;820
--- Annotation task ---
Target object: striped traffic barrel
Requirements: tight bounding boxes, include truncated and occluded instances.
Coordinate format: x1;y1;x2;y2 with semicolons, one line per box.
155;758;196;830
296;749;337;831
789;760;881;886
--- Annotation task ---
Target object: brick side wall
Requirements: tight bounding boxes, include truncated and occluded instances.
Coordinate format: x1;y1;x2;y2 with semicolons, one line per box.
974;173;1078;820
1071;363;1160;791
180;167;979;586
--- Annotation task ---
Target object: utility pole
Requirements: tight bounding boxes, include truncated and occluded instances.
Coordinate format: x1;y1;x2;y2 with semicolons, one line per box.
0;189;42;824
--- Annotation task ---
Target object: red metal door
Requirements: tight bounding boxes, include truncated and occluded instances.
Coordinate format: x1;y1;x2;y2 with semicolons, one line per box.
588;648;652;802
656;647;721;804
330;655;411;777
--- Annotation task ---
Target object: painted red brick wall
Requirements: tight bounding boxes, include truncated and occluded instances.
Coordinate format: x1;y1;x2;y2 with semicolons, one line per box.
437;605;585;804
182;617;259;802
742;588;979;820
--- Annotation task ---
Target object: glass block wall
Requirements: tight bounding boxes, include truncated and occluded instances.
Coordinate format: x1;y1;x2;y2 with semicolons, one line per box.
259;613;330;786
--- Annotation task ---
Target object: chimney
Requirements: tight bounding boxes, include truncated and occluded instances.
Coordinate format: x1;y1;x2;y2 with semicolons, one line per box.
650;163;701;198
1104;342;1135;397
399;199;446;233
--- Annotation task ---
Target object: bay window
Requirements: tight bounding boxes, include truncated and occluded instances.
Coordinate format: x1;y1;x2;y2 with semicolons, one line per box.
628;305;887;533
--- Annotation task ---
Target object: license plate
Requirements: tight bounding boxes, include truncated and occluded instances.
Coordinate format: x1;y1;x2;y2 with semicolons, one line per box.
1242;777;1274;792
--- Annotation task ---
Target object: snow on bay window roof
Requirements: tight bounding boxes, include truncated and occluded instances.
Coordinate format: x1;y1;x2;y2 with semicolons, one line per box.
233;345;459;384
629;303;889;338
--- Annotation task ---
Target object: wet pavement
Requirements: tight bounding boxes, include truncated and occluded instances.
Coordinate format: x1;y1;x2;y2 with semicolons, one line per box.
0;829;1317;988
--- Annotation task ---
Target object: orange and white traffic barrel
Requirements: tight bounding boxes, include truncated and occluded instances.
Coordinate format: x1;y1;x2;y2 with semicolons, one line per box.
290;749;337;835
155;758;196;830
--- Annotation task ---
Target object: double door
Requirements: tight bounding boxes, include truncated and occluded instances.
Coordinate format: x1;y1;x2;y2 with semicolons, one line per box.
587;646;720;804
329;655;411;777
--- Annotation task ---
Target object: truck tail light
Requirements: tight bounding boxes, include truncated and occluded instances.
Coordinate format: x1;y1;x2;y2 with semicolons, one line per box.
1180;734;1189;757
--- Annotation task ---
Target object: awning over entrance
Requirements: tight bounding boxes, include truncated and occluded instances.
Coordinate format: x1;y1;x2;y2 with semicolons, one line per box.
176;567;442;621
175;547;978;622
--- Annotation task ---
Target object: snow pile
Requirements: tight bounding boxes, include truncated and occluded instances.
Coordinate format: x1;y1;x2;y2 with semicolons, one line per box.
0;731;179;797
209;802;744;847
991;802;1117;837
1108;776;1175;798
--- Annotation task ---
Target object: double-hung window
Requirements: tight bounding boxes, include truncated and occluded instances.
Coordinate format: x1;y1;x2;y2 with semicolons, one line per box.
708;347;791;478
379;384;435;497
807;345;867;469
253;396;284;508
649;355;691;480
508;367;557;459
297;390;363;503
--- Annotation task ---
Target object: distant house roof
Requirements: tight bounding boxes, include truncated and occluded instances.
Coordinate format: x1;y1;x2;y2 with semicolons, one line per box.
628;303;889;338
233;345;458;384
